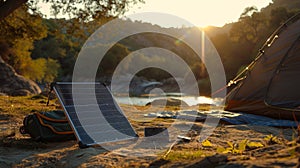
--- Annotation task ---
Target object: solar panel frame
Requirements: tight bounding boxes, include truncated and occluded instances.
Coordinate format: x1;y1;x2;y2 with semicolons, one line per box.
53;82;138;148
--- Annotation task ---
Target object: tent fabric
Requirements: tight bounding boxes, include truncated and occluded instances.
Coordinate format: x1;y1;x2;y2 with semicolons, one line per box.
225;16;300;120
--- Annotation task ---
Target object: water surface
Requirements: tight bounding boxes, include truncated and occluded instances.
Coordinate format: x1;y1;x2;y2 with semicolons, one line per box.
114;94;223;106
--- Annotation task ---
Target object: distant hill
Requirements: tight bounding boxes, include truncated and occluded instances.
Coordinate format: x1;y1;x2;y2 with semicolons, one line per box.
29;0;300;95
204;23;232;37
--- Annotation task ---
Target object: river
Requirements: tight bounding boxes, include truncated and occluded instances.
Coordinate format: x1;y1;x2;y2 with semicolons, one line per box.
114;94;223;106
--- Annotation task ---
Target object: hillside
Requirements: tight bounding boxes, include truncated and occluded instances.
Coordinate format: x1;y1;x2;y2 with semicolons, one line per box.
1;0;300;96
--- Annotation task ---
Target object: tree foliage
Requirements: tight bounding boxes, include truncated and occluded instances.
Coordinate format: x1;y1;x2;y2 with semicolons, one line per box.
1;0;300;92
230;7;267;44
0;5;49;81
0;0;144;20
0;0;144;83
210;1;300;81
46;0;143;21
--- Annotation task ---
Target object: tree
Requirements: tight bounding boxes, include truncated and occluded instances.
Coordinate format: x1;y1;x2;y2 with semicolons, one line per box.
43;58;61;83
0;0;28;20
0;0;144;83
225;2;300;82
0;5;47;78
230;7;267;45
0;0;144;20
269;7;296;29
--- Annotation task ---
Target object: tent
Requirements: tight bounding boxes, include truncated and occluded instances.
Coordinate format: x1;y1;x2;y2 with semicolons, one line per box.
225;13;300;120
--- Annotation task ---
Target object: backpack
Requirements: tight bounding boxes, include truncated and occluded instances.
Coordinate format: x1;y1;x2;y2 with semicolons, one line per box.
20;110;76;142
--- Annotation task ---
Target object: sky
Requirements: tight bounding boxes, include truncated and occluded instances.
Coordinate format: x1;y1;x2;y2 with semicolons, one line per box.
39;0;273;28
125;0;273;27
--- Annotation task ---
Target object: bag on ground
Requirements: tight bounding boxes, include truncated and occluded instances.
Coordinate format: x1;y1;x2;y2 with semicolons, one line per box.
20;110;76;142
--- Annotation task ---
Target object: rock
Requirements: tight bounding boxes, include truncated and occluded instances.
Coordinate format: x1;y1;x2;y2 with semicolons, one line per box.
0;92;7;96
162;77;178;85
0;61;41;96
146;98;189;106
160;77;181;93
10;89;32;96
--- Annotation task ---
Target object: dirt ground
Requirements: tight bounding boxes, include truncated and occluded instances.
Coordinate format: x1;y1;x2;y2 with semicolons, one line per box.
0;95;300;167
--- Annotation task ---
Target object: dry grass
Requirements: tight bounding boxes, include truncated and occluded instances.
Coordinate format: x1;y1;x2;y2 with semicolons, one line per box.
0;95;59;118
0;95;299;167
164;149;206;161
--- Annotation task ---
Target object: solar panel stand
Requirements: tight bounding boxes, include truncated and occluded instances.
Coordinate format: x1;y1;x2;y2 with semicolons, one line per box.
78;141;89;149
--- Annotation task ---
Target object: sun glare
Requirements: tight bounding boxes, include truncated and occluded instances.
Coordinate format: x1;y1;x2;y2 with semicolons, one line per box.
38;0;272;28
126;0;272;28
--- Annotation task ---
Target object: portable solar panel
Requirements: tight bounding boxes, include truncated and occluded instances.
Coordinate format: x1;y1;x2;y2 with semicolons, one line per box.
53;82;138;148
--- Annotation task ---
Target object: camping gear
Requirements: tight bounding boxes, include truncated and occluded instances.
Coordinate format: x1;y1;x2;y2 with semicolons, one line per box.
177;135;191;142
20;110;75;142
144;127;169;142
143;127;169;149
52;82;138;148
225;13;300;120
144;110;299;127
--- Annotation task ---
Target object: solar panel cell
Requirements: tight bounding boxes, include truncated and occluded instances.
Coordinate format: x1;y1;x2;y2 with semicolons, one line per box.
53;82;138;148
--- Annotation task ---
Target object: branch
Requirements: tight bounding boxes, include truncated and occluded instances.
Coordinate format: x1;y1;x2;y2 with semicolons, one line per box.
0;0;28;20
